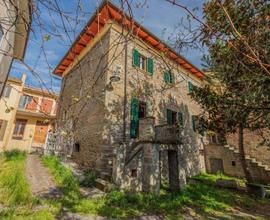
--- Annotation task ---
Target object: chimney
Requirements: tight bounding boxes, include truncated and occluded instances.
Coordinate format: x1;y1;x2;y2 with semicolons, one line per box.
21;73;27;85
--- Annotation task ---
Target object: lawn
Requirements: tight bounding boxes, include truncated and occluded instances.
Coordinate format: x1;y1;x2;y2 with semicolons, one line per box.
42;155;270;219
0;151;57;219
0;152;269;219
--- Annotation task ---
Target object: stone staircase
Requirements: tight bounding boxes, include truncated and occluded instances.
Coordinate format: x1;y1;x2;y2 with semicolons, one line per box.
222;144;270;184
223;145;270;172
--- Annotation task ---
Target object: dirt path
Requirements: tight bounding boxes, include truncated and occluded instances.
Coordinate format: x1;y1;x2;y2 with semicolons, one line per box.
25;154;62;198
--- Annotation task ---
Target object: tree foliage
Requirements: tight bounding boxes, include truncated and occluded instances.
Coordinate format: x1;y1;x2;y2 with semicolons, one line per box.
191;0;270;145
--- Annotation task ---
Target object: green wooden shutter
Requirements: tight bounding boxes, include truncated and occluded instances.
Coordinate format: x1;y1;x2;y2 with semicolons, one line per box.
167;109;173;125
147;58;154;75
178;112;183;127
132;49;140;67
188;81;193;92
192;115;196;132
163;71;170;83
130;97;139;138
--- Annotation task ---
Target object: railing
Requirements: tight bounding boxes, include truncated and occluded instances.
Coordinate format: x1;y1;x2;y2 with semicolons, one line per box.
155;124;181;144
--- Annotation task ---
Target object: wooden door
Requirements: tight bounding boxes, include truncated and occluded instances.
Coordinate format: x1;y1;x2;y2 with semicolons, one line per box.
33;121;48;143
209;158;224;174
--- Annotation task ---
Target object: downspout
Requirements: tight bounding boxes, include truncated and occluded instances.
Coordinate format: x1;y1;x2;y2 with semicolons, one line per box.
123;37;128;143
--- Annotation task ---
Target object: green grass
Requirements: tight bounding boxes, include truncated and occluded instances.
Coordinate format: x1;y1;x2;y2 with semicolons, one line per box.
1;152;268;219
41;155;270;219
191;172;247;187
0;150;56;219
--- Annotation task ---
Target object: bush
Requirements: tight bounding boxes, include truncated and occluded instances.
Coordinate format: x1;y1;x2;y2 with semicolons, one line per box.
80;170;98;187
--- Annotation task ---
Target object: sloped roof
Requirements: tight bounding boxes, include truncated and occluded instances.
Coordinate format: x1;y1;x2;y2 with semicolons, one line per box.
53;1;204;79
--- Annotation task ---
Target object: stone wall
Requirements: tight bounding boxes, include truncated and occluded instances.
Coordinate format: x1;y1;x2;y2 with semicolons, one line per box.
227;129;270;167
204;144;270;184
57;30;113;173
105;24;205;181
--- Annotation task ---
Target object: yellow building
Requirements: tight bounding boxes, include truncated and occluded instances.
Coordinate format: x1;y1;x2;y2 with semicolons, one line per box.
0;73;58;152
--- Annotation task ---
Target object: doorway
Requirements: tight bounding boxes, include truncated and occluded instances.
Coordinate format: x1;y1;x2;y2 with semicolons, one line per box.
209;158;224;174
160;150;180;192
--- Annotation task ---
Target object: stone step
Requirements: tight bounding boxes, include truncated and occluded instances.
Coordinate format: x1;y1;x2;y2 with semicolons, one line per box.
250;158;256;163
95;178;114;192
100;172;111;181
245;155;251;160
223;145;270;173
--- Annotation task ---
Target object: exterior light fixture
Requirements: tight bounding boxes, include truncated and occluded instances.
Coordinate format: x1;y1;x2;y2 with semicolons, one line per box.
110;66;121;82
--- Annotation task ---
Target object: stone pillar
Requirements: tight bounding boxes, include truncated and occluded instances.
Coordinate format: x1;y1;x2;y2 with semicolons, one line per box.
142;143;160;194
112;144;126;187
168;150;180;192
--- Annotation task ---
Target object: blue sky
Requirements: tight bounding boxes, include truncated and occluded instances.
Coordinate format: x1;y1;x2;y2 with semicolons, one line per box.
10;0;205;94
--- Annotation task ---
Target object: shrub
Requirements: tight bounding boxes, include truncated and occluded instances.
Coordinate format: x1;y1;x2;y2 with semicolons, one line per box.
80;170;98;187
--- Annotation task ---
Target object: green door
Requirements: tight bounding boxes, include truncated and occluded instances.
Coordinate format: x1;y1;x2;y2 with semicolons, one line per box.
130;97;139;138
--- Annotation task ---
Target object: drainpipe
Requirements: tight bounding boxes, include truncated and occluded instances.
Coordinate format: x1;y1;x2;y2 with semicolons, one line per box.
123;37;128;143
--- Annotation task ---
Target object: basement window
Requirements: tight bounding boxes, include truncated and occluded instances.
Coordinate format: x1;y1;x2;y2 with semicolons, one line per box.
231;161;236;166
131;169;137;177
74;143;80;152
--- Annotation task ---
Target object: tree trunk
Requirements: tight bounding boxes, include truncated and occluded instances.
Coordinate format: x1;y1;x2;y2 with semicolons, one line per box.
238;123;253;182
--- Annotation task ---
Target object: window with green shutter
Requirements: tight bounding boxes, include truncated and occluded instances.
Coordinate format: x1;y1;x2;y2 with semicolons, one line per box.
188;81;193;93
167;109;173;125
130;97;139;138
163;71;170;83
178;112;183;127
147;58;154;75
167;109;177;125
164;71;174;84
132;49;140;67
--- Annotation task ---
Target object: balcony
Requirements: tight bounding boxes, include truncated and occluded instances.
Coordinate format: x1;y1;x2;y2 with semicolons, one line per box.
138;118;182;144
17;95;56;118
155;124;182;144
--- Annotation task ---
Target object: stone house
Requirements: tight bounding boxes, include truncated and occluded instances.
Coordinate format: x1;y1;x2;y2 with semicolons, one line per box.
53;1;206;192
0;73;58;152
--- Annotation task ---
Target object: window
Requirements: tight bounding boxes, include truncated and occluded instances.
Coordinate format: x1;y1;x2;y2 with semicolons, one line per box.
178;112;184;127
138;101;147;119
130;97;139;138
188;81;193;92
208;133;221;144
74;143;80;152
232;161;236;166
18;95;31;109
12;119;27;140
40;98;53;114
132;48;154;75
131;169;137;177
164;71;174;84
139;55;147;70
167;109;177;125
2;85;12;98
